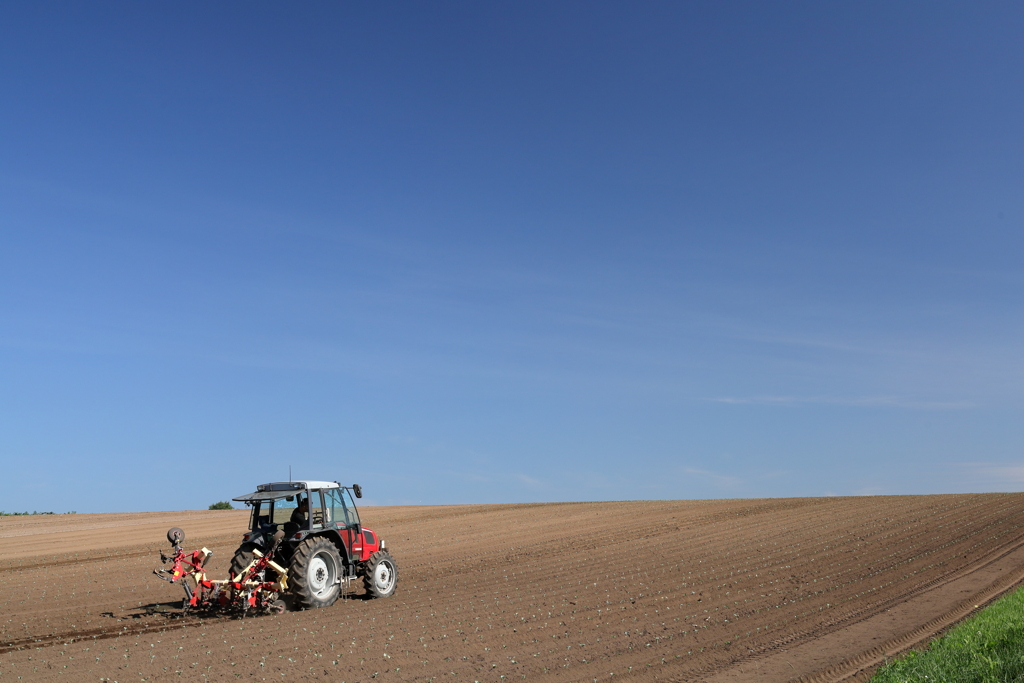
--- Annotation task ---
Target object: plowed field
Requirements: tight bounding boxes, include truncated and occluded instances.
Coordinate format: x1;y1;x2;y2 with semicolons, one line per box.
3;494;1024;682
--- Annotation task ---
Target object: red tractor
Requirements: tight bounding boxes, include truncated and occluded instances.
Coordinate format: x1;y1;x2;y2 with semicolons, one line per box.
231;481;398;609
154;480;397;614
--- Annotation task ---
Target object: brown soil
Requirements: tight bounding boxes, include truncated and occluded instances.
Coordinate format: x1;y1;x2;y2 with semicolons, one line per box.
2;494;1024;682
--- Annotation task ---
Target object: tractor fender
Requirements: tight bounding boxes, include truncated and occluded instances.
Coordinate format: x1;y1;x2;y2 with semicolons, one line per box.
306;530;353;566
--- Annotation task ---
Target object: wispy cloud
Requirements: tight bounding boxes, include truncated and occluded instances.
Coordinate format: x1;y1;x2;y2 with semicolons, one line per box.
724;331;900;357
680;467;743;488
513;473;544;488
706;395;973;410
962;464;1024;483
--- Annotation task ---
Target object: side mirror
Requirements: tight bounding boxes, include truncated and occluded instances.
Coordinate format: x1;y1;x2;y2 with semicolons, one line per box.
353;484;362;498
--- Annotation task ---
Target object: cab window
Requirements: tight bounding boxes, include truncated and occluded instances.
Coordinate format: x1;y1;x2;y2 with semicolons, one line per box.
341;488;360;527
324;488;351;526
271;496;298;524
249;503;267;529
310;490;325;529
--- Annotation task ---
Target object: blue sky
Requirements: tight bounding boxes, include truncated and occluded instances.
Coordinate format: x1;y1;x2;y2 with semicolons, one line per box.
1;3;1022;512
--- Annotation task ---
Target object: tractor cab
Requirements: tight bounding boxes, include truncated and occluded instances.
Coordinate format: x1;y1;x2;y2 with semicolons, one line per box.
229;480;397;608
232;481;365;554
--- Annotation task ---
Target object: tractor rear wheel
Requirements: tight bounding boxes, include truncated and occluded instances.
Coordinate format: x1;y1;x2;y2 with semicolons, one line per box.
363;550;398;598
290;536;342;609
230;544;256;579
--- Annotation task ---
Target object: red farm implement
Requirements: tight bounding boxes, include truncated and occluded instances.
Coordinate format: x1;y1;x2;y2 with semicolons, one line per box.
153;527;288;616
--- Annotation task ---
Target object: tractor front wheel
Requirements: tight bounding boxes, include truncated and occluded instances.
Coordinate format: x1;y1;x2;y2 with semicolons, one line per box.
290;536;342;609
363;550;398;598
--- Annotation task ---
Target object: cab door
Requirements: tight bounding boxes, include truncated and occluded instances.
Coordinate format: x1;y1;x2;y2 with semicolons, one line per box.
324;488;356;557
309;489;326;530
341;487;363;559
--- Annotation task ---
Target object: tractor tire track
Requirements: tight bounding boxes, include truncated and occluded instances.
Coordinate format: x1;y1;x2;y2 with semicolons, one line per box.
0;617;204;655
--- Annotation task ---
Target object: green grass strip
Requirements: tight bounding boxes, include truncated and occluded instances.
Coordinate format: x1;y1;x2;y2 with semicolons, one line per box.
871;584;1024;683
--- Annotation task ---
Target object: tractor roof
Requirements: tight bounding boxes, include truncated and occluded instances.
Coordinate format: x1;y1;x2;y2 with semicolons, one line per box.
231;481;342;503
257;481;341;491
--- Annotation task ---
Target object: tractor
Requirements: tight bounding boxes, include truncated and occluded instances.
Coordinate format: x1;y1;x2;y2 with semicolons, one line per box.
154;480;397;614
231;480;397;609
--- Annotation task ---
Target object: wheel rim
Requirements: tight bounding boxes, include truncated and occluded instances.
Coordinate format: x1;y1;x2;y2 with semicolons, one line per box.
372;559;396;592
308;552;337;597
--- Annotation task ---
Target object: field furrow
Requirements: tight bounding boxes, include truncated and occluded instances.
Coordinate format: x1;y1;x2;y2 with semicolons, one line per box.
2;494;1023;682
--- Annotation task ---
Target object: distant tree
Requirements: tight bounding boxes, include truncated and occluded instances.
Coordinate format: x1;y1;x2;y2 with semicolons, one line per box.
209;501;233;510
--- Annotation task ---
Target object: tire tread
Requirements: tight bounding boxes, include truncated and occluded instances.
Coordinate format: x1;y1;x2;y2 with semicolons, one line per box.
363;550;399;598
290;536;342;609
